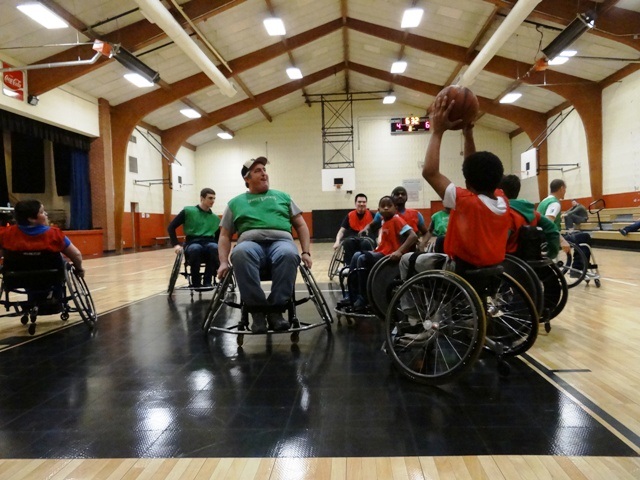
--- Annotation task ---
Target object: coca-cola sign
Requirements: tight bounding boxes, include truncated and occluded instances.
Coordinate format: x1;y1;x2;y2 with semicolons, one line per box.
2;62;25;102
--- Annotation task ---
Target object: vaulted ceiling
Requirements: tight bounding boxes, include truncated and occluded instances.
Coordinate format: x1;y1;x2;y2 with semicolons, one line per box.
1;0;639;147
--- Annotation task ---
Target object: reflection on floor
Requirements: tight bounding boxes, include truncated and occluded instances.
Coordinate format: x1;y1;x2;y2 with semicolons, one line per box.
0;285;636;459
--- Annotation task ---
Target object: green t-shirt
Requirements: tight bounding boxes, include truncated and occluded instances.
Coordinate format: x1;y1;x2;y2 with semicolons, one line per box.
537;195;562;230
227;190;293;235
430;210;449;237
183;206;220;238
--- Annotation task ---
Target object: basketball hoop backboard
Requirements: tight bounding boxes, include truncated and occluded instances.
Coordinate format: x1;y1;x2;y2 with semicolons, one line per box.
520;148;538;179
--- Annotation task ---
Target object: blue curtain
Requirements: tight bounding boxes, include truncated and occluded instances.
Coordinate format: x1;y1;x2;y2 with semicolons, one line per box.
70;149;92;230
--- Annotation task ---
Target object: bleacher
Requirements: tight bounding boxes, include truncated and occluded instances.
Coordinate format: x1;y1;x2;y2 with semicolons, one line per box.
574;207;640;250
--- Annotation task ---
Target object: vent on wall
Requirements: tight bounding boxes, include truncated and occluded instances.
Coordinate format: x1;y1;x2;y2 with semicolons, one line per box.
129;156;138;173
129;135;137;143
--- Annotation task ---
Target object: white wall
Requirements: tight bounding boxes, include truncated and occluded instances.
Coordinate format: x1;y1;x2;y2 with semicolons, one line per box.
124;126;164;214
602;69;640;195
193;100;512;215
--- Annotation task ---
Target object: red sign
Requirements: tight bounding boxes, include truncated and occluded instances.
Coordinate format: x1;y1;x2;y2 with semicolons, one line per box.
2;62;25;102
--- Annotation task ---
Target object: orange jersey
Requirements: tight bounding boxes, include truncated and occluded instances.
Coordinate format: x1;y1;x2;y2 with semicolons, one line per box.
375;215;410;255
347;210;373;232
444;187;510;267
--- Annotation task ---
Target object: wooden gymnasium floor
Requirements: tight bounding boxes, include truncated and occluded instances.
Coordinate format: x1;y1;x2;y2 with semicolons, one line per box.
0;243;639;479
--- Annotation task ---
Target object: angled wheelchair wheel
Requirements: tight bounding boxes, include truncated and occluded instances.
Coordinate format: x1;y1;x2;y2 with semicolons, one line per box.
167;249;184;295
65;265;97;329
299;265;333;329
328;244;344;281
556;243;587;288
485;273;539;357
202;270;234;332
501;255;544;321
385;270;486;385
531;261;568;321
366;256;401;320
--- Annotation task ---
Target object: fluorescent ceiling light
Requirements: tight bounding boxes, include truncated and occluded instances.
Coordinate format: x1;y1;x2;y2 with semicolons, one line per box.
500;92;522;104
286;67;303;79
264;17;286;36
401;8;423;28
124;73;155;88
383;95;396;104
548;56;569;65
560;50;577;57
180;108;201;119
17;3;68;29
390;61;407;74
2;88;20;97
217;132;233;140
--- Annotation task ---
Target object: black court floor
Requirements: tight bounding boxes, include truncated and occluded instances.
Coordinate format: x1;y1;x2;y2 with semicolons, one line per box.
0;285;637;459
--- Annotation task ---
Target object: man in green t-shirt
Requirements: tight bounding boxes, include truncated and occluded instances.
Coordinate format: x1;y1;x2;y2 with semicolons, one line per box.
167;188;220;288
218;157;312;334
537;179;566;231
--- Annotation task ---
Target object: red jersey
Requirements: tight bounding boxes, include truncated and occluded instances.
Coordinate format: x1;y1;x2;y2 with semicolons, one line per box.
398;209;420;233
347;210;373;232
375;215;409;256
0;225;68;253
444;187;510;267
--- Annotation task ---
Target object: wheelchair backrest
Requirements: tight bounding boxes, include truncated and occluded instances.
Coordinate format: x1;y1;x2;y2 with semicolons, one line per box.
2;250;66;290
516;225;546;261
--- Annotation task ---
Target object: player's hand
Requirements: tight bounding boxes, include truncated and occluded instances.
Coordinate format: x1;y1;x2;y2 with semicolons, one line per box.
388;250;403;262
431;95;462;133
217;262;229;279
173;245;183;254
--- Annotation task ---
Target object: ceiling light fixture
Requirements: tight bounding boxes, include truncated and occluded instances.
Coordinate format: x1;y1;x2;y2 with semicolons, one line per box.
17;3;68;29
548;56;569;65
112;45;160;84
217;132;233;140
542;10;596;61
499;92;522;104
180;108;201;119
264;17;286;36
124;73;155;88
390;61;407;74
286;67;303;79
383;94;396;104
401;8;423;28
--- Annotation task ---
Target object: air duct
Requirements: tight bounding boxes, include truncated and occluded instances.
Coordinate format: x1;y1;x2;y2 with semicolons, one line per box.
456;0;542;88
133;0;237;97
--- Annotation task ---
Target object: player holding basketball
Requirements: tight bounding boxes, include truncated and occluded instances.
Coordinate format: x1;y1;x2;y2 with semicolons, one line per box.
399;89;510;279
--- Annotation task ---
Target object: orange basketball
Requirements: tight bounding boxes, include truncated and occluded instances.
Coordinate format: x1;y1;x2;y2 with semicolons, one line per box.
434;85;479;130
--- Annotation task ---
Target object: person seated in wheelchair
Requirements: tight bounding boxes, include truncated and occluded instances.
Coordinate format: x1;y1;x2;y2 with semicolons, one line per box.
499;174;567;260
332;193;376;264
217;156;312;334
361;186;430;251
342;195;417;312
0;199;84;310
167;187;220;289
422;207;449;253
397;96;511;340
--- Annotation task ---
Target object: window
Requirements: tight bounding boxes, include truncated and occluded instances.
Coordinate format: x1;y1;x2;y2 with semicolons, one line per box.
128;156;138;173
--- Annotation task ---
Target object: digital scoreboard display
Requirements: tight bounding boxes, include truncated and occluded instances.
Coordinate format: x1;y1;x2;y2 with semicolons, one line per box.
390;116;430;134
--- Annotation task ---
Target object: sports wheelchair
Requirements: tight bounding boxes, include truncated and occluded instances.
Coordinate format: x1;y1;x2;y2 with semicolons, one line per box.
334;255;401;324
328;236;376;281
384;255;539;385
202;263;333;346
555;240;601;288
0;250;96;335
167;249;222;298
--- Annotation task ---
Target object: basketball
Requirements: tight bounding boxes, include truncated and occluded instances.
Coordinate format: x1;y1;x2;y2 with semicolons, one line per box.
433;85;479;130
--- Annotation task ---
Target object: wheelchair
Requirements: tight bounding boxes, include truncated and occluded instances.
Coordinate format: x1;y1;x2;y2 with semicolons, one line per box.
502;254;568;333
555;241;601;288
384;256;539;385
328;236;376;281
167;249;222;298
202;263;333;346
0;250;97;335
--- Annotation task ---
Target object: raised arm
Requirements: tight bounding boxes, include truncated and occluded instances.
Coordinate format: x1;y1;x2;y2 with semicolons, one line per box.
423;95;460;199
